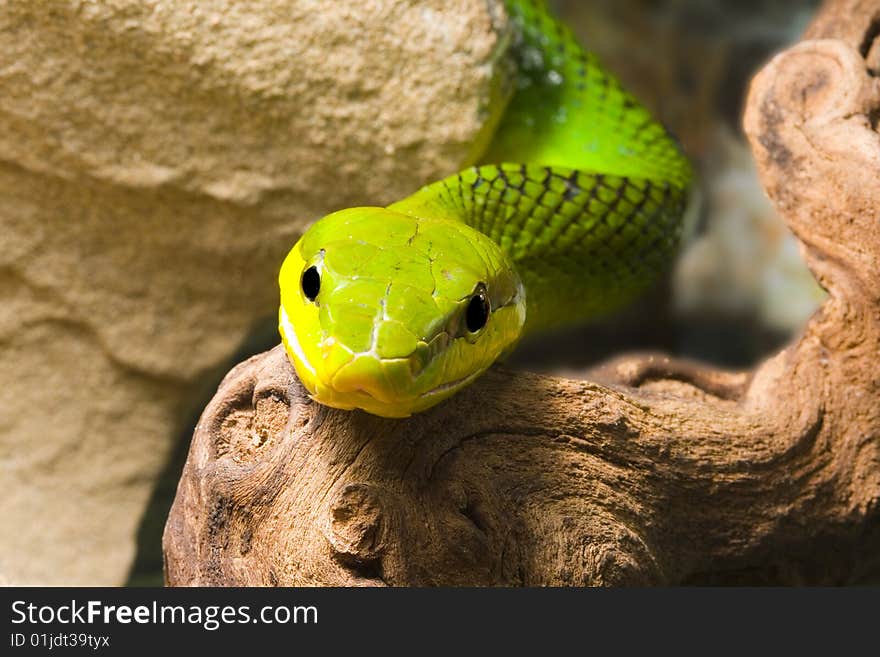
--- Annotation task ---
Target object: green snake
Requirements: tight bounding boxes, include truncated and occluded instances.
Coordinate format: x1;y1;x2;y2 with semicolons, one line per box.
278;0;692;417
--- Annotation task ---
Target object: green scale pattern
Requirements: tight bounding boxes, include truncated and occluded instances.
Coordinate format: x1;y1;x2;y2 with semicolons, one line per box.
391;2;692;334
393;165;686;333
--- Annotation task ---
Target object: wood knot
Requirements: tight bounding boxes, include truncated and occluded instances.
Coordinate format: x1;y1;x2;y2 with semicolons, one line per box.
756;40;873;132
325;483;389;567
216;392;289;463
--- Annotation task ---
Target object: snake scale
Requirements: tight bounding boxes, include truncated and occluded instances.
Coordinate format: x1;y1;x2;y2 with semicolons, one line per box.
278;0;693;417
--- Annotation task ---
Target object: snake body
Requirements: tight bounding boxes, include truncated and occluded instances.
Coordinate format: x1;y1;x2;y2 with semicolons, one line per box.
279;0;692;417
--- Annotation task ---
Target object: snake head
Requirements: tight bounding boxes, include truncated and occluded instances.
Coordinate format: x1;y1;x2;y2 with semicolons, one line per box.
278;207;526;418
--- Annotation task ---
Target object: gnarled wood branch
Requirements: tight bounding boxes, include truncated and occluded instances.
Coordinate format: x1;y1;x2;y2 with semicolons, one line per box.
163;0;880;586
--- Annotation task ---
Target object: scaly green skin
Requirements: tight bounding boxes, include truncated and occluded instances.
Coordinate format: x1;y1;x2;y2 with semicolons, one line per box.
278;0;693;417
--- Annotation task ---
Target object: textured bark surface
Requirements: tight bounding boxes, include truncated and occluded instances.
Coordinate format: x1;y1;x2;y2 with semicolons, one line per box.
164;0;880;586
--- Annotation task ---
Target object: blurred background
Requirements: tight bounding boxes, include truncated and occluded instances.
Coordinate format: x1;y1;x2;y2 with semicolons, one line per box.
0;0;824;586
512;0;825;375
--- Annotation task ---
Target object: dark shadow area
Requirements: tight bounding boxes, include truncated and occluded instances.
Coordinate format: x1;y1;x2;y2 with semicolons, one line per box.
510;277;791;374
681;518;880;585
125;315;280;586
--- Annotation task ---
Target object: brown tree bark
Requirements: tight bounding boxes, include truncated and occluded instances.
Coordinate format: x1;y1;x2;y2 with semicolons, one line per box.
163;0;880;586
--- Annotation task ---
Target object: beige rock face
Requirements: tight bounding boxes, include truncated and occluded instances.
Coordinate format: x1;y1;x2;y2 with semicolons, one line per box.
0;0;506;584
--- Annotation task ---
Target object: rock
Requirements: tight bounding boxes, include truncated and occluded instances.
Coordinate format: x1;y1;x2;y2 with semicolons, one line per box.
0;0;506;585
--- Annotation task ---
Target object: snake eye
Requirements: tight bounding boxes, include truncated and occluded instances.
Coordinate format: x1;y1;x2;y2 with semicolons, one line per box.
465;287;490;333
301;265;321;302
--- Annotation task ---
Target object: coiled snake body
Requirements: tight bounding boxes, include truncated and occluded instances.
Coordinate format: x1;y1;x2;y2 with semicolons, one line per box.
279;0;693;417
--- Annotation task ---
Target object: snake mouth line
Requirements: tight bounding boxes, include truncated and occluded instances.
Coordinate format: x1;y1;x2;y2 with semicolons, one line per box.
417;368;484;399
335;364;483;404
279;306;316;377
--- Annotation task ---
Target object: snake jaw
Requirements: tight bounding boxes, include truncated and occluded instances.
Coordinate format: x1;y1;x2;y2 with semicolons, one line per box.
279;298;523;418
